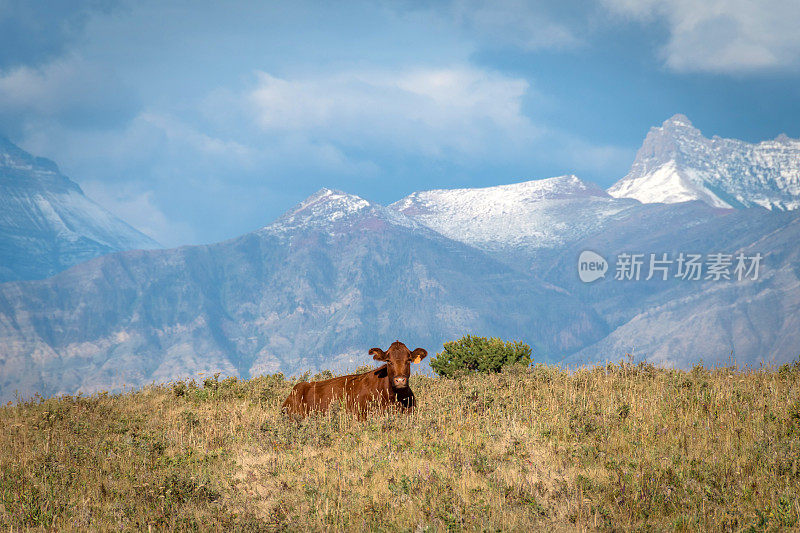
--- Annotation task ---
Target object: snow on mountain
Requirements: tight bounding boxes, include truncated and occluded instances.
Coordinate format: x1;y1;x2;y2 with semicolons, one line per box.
608;114;800;210
391;175;640;268
0;136;160;282
264;188;429;237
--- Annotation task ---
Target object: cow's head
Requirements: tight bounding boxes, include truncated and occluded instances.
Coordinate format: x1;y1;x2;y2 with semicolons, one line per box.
369;340;427;389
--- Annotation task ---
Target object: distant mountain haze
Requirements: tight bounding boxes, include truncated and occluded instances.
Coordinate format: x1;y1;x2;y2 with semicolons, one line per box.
0;137;159;282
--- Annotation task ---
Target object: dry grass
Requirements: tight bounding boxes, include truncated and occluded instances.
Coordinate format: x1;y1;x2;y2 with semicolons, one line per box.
1;360;800;531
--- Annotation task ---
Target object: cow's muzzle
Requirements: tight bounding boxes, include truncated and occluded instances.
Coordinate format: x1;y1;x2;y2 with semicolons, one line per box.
393;377;408;388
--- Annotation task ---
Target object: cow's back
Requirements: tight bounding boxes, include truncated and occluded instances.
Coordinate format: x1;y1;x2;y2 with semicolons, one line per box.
281;375;358;416
282;370;392;417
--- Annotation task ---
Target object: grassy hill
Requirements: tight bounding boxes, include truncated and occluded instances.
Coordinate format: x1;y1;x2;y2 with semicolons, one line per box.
1;360;799;531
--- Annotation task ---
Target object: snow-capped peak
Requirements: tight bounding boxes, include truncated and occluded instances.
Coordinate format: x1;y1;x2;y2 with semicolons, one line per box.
263;188;427;236
608;114;800;210
290;188;370;219
662;113;694;129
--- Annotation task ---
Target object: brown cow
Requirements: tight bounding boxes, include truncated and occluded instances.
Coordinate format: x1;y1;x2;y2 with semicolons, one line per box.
281;341;428;418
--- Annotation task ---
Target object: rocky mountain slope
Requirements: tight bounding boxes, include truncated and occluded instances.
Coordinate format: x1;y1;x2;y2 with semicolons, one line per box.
608;114;800;210
0;189;607;401
0;137;159;282
537;202;800;368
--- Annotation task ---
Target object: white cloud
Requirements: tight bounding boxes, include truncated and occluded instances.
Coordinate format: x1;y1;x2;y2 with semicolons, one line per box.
551;135;635;177
602;0;800;73
0;55;136;125
0;59;75;112
139;113;253;161
248;66;541;160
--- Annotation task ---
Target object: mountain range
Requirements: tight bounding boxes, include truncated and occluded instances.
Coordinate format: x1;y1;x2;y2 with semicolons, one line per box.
0;188;606;401
1;115;799;400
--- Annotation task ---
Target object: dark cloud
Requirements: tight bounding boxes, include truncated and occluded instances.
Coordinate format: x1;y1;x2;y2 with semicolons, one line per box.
0;0;122;69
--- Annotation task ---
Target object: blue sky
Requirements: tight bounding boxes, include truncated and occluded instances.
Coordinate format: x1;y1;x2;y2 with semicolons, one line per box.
1;0;799;246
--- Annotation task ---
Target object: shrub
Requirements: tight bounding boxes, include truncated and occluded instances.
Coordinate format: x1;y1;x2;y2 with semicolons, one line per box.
430;335;532;377
172;381;187;397
779;355;800;377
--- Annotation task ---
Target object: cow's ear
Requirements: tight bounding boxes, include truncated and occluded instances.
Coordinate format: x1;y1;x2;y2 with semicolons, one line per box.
410;348;427;364
370;347;388;361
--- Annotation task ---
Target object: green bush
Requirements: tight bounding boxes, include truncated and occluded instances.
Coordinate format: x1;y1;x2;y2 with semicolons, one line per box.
430;335;532;378
779;355;800;377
